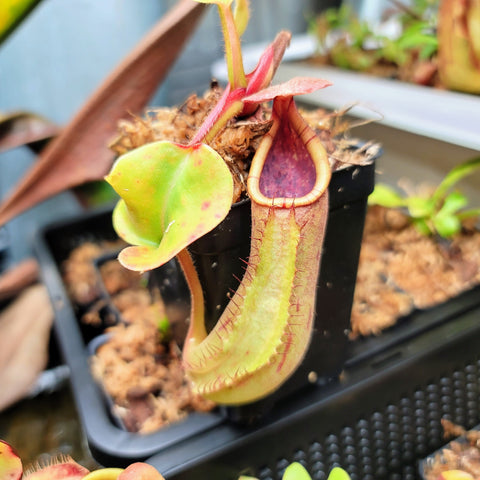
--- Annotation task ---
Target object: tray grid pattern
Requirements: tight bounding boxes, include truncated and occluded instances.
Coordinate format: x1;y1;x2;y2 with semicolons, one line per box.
256;358;480;480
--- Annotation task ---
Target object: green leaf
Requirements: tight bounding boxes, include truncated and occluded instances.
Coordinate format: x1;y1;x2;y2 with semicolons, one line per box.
157;315;171;336
380;38;408;65
106;141;233;271
419;41;438;60
282;462;312;480
433;156;480;204
405;195;434;218
327;467;351;480
398;32;437;52
438;191;468;216
0;0;43;46
368;184;405;208
412;217;433;236
433;214;462;237
233;0;249;37
458;207;480;221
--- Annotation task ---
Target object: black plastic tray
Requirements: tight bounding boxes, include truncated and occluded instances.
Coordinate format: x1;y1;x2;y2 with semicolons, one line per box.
34;160;480;478
346;282;480;368
148;305;480;480
34;204;225;461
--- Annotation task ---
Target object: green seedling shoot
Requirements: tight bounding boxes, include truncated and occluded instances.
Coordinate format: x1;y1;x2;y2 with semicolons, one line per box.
310;0;438;73
368;156;480;238
240;462;351;480
282;462;350;480
106;0;333;405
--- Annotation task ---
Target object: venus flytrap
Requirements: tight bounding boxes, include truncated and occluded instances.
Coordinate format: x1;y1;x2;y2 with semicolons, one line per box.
106;0;333;404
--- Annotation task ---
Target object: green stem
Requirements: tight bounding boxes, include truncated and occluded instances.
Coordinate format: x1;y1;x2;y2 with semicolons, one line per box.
176;248;207;353
203;98;244;143
189;86;245;145
218;3;247;89
457;207;480;220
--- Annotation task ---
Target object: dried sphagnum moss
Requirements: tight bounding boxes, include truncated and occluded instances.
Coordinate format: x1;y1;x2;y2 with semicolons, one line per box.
351;205;480;337
109;85;272;203
424;420;480;480
62;245;215;434
91;313;215;434
109;85;379;203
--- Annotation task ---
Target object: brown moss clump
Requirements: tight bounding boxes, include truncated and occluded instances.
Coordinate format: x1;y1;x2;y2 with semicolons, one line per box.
423;420;480;480
62;243;215;434
91;313;215;434
351;205;480;337
109;85;379;204
62;241;124;306
109;85;272;203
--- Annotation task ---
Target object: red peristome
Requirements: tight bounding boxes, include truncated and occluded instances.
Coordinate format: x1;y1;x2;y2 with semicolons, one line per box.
24;460;89;480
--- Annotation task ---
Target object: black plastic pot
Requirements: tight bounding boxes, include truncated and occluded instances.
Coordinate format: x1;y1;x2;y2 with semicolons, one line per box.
149;160;377;422
187;197;251;334
34;159;374;453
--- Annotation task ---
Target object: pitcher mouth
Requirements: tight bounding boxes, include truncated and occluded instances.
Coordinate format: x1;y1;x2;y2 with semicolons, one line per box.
247;97;331;208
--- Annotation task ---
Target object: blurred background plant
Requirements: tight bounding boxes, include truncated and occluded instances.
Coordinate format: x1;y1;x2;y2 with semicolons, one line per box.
369;156;480;238
308;0;480;93
309;0;438;83
0;0;42;46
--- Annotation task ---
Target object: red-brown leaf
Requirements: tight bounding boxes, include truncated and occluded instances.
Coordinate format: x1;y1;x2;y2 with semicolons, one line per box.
0;0;206;227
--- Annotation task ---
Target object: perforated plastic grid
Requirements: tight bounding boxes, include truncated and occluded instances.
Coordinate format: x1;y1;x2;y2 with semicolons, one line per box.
254;362;480;480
